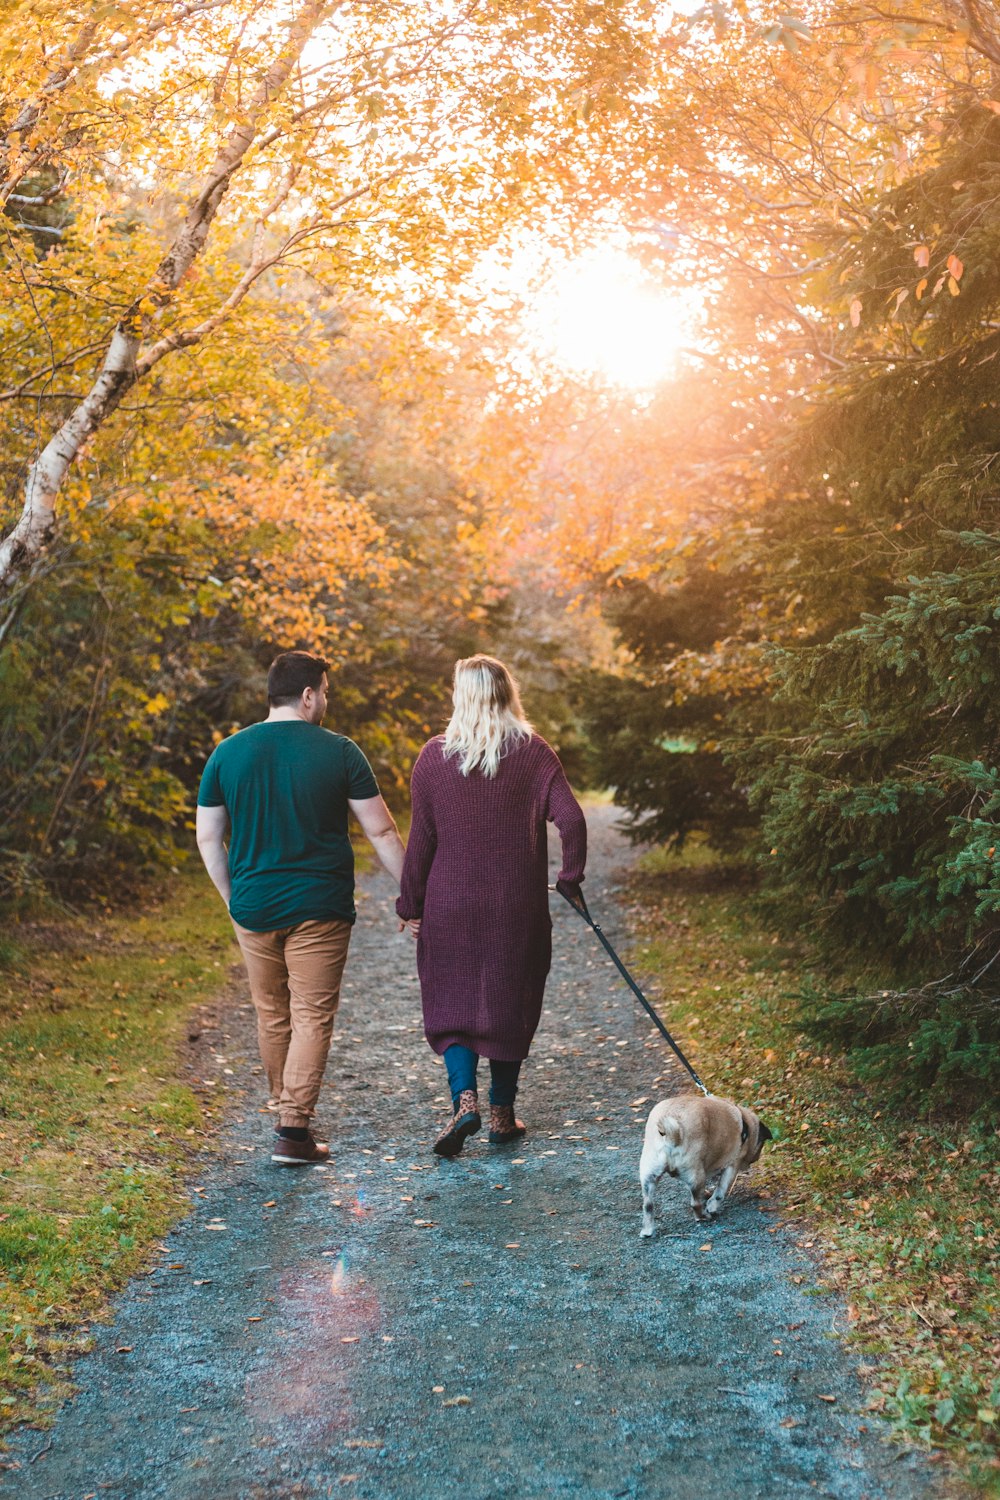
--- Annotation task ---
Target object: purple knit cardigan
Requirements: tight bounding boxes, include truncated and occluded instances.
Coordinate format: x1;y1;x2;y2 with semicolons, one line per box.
396;733;587;1060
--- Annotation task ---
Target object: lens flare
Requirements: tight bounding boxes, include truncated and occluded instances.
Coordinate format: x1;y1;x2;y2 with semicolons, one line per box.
523;246;696;391
329;1252;348;1296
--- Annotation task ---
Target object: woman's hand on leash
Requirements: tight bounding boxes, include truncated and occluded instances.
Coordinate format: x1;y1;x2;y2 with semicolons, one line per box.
398;917;420;940
555;878;583;908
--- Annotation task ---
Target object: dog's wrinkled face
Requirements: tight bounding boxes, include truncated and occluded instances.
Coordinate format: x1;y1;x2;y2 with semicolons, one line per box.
741;1110;773;1165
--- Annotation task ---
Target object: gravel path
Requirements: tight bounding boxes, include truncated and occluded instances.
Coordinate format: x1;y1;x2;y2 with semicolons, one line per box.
4;807;941;1500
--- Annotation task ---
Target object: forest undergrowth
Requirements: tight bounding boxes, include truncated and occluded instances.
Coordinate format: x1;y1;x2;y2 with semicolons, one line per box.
0;871;235;1438
626;841;1000;1493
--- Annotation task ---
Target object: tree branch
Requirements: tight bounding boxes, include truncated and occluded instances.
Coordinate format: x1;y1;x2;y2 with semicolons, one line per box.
0;0;334;596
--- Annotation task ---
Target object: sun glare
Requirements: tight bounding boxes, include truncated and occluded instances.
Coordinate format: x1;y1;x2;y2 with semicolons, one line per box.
524;247;695;391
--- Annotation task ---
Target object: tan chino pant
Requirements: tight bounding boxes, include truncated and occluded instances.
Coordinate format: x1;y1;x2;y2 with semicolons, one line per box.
232;918;352;1129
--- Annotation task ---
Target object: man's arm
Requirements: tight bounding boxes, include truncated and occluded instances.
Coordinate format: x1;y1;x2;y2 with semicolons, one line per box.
196;804;232;907
348;794;406;885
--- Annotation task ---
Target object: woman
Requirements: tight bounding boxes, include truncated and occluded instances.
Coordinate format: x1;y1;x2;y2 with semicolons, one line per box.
396;655;587;1157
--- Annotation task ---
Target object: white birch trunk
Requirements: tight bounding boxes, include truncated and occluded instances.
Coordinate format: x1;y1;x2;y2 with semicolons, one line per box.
0;328;140;584
0;0;329;600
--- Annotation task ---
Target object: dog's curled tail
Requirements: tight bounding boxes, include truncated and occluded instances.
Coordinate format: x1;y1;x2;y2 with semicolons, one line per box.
656;1113;683;1146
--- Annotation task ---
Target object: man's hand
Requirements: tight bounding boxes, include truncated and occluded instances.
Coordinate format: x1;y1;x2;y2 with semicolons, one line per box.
348;794;406;884
196;804;232;907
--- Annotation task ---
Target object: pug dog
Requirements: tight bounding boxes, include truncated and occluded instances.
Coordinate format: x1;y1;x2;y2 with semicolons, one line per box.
639;1094;772;1236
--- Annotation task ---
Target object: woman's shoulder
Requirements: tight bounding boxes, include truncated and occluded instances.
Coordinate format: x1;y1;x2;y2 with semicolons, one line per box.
413;735;447;772
525;732;560;763
502;733;562;779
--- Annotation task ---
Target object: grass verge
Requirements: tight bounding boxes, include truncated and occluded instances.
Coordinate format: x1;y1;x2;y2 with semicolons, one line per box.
0;867;236;1435
627;841;999;1494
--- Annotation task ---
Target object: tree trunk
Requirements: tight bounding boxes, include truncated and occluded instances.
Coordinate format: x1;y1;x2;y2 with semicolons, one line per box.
0;0;330;601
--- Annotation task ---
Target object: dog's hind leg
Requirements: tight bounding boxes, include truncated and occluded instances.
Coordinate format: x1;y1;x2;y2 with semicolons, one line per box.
687;1171;708;1221
706;1164;737;1218
639;1143;664;1238
640;1172;661;1238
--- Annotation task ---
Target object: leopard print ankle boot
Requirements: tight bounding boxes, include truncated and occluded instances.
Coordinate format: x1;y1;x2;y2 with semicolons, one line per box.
432;1089;481;1158
488;1103;526;1145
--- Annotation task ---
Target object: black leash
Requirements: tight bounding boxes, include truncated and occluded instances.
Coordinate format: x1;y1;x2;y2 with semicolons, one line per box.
555;883;710;1096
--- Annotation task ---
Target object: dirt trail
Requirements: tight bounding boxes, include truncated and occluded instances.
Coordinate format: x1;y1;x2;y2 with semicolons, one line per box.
4;807;940;1499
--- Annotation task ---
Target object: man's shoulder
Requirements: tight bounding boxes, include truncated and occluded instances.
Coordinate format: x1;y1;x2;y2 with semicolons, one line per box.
323;729;372;761
206;722;264;759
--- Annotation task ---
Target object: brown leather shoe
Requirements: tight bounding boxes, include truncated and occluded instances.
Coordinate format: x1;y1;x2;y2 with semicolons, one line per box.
488;1104;526;1145
433;1089;481;1158
271;1132;330;1166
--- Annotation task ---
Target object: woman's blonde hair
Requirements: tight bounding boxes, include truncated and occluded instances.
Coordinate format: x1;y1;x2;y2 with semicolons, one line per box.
443;655;532;777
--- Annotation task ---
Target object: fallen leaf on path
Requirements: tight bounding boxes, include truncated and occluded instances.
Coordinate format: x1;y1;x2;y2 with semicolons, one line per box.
413;1219;438;1228
442;1396;471;1407
780;1418;798;1429
204;1224;228;1231
345;1440;380;1449
168;1263;185;1269
432;1386;444;1393
511;1158;526;1164
114;1346;133;1354
247;1317;262;1323
699;1243;712;1252
192;1279;212;1286
817;1394;837;1403
339;1476;359;1484
341;1336;360;1344
505;1243;520;1249
262;1201;276;1208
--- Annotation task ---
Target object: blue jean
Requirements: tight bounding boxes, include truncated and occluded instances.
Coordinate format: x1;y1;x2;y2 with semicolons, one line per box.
443;1044;521;1108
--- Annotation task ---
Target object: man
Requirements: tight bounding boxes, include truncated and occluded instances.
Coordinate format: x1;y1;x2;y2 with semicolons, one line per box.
196;650;405;1165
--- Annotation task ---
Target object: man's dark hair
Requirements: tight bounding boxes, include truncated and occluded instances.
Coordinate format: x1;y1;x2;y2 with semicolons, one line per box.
267;651;330;707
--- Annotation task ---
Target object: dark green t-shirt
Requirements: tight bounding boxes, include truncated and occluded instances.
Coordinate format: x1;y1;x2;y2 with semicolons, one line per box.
197;721;380;931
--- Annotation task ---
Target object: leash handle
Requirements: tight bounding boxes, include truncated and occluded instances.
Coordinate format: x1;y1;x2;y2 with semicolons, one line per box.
554;882;710;1096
